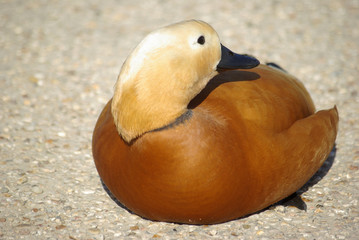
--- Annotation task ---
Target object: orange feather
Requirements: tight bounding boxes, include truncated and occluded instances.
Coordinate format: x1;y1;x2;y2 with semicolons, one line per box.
92;20;338;224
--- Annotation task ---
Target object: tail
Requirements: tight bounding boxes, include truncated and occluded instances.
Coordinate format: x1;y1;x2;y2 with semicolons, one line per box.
274;106;339;195
266;62;288;73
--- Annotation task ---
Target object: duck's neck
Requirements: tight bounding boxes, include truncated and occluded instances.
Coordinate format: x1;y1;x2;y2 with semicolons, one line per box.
111;49;218;143
111;79;190;143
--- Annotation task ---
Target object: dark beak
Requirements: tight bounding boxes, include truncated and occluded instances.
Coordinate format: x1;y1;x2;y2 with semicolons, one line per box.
217;44;260;70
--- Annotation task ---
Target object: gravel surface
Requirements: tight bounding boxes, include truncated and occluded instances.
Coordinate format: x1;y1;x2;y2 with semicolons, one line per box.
1;0;358;239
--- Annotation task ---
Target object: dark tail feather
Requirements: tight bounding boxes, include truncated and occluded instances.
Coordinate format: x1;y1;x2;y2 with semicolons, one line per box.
266;62;287;73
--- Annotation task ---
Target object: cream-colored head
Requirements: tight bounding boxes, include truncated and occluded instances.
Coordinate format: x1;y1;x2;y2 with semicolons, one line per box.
111;20;259;142
111;20;221;142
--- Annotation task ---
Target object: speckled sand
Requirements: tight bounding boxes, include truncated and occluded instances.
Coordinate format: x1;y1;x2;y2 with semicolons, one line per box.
1;0;358;239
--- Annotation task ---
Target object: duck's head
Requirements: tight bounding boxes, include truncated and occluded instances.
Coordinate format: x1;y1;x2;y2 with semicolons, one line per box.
111;20;259;143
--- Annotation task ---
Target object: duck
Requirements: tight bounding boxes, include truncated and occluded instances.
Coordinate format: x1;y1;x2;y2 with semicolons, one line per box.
92;20;339;224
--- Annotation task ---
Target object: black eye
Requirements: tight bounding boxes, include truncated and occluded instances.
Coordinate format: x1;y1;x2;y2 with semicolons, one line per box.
197;35;205;45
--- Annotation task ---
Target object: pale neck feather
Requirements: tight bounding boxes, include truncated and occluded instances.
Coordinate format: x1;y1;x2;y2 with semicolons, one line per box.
111;55;217;142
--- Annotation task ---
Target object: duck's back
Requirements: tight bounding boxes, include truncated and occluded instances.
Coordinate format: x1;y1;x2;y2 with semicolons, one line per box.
192;64;316;132
92;64;338;224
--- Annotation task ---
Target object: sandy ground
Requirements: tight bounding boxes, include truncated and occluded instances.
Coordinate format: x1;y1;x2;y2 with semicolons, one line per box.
1;0;358;239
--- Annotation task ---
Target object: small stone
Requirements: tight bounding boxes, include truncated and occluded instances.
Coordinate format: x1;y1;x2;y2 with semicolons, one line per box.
19;229;30;235
130;225;139;231
275;205;286;213
34;72;44;80
243;224;251;229
82;189;95;194
32;185;43;194
63;206;72;211
45;139;54;144
349;165;358;171
315;208;323;213
3;193;11;198
57;132;66;137
41;168;55;173
55;224;66;230
23;99;31;106
88;227;100;234
29;76;39;84
17;176;28;184
1;187;9;193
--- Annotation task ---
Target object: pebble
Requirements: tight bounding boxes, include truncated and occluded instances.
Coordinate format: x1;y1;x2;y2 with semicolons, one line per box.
82;189;95;194
57;132;66;137
55;225;66;230
88;227;100;234
63;206;73;211
243;224;251;229
1;187;9;193
209;230;217;236
32;185;43;194
17;176;28;185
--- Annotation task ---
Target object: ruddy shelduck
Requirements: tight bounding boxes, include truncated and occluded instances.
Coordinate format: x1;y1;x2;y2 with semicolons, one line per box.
92;20;338;224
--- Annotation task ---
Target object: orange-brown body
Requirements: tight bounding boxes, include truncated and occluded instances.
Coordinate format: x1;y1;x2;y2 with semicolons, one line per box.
92;65;338;224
